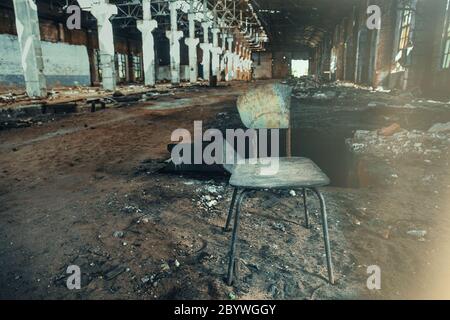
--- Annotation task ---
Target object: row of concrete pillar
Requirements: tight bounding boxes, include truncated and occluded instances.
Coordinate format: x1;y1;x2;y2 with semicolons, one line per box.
13;0;253;97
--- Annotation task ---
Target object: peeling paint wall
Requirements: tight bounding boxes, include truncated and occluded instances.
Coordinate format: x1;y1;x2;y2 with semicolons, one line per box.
0;34;91;87
311;0;450;98
156;65;190;81
0;4;144;88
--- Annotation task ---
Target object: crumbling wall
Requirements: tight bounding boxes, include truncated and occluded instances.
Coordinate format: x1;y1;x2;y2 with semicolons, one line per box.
425;0;450;99
310;34;332;81
310;0;450;97
372;0;397;87
272;52;292;79
0;34;91;87
156;65;190;81
404;0;440;92
344;10;358;82
335;19;347;81
252;51;272;79
0;4;143;88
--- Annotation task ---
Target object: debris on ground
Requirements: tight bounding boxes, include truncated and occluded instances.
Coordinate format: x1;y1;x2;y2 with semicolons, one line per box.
1;82;449;300
346;126;450;159
283;75;324;99
406;230;427;238
379;123;402;137
113;231;125;238
196;183;226;212
428;122;450;134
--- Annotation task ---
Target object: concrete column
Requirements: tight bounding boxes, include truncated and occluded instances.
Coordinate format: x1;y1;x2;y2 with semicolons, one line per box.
219;32;227;80
242;47;247;80
165;0;183;86
199;22;212;81
245;48;251;72
247;49;253;80
238;45;244;75
242;47;248;79
226;36;234;81
12;0;47;97
79;0;118;91
233;41;240;79
184;9;199;83
244;48;251;80
221;32;227;51
238;43;244;79
210;27;222;78
137;0;157;86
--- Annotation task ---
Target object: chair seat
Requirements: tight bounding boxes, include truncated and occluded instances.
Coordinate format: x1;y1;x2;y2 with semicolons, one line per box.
229;157;330;189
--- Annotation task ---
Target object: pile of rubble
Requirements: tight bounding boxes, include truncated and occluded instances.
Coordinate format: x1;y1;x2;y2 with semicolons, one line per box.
195;183;226;212
283;75;346;100
282;76;324;99
284;75;321;89
346;122;450;160
0;92;29;105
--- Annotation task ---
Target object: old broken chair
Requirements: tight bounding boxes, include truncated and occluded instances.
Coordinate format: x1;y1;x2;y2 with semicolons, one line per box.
222;83;335;286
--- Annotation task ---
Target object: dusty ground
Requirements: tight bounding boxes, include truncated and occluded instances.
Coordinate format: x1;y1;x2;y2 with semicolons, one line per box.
0;81;449;300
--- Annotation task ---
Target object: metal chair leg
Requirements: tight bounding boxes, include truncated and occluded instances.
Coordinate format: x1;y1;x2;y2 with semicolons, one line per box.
302;188;310;228
223;188;238;232
227;189;249;286
311;188;335;285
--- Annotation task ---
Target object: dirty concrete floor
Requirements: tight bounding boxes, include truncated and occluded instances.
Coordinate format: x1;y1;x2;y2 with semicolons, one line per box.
0;81;449;300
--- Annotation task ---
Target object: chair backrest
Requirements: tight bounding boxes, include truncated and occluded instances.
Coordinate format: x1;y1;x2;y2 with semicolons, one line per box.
222;82;293;173
236;83;293;129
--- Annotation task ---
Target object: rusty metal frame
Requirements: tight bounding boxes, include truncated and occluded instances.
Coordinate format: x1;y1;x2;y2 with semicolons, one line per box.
107;0;267;50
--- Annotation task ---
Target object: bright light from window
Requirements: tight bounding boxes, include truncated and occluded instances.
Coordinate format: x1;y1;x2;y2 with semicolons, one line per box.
291;59;309;77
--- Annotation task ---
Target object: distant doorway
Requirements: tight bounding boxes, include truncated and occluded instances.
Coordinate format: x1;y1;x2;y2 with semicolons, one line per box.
291;59;309;77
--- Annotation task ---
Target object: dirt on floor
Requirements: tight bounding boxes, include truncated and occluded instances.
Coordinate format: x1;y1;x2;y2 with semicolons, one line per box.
0;81;449;300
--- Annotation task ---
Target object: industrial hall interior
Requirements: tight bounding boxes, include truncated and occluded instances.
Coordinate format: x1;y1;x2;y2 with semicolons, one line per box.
1;0;450;300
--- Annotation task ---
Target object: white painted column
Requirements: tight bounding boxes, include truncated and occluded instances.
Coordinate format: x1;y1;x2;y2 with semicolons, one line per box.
210;27;222;78
165;0;183;86
237;43;244;79
79;0;118;91
247;48;253;79
225;36;234;81
244;48;250;73
221;32;227;52
199;22;212;82
233;41;240;79
243;47;251;80
184;5;199;84
219;32;227;80
12;0;47;97
137;0;157;86
241;47;247;80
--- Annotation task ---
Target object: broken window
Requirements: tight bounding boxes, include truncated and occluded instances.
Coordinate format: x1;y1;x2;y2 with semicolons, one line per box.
132;55;142;81
442;0;450;69
116;53;127;81
291;60;309;77
399;3;413;50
